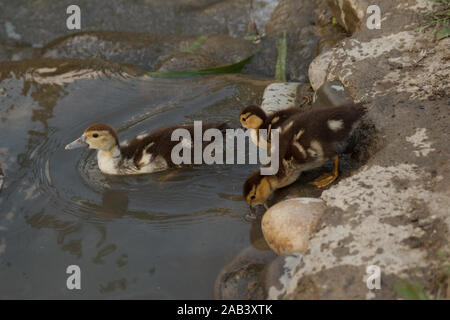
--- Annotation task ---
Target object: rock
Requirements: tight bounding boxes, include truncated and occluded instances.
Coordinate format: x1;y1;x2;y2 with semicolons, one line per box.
312;80;354;108
261;253;303;299
39;31;195;71
0;45;8;61
262;198;326;255
214;246;277;300
38;32;257;72
195;35;257;65
287;0;450;299
308;50;333;91
265;0;316;36
326;0;368;34
314;0;349;55
154;52;219;72
0;0;267;47
249;214;272;250
245;0;319;81
246;31;318;82
260;82;302;114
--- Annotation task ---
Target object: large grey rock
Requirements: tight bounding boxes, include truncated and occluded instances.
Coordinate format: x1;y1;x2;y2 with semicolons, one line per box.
261;253;304;299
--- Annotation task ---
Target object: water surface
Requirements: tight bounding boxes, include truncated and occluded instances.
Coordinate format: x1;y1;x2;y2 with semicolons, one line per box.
0;63;270;298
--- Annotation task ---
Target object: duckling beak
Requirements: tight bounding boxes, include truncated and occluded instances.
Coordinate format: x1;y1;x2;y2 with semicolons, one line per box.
65;136;88;150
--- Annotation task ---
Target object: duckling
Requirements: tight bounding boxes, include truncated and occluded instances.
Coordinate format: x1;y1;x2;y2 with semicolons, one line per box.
243;103;366;206
239;105;302;149
65;122;229;175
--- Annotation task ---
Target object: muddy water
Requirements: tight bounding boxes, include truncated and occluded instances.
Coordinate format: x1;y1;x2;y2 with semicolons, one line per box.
0;61;274;298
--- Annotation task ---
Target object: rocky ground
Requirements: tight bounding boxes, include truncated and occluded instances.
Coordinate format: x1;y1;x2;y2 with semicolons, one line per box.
0;0;448;299
295;0;449;300
216;0;449;300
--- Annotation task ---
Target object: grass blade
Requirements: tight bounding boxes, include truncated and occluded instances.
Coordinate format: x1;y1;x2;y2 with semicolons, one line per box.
436;23;450;40
146;55;253;78
394;281;430;300
275;31;287;82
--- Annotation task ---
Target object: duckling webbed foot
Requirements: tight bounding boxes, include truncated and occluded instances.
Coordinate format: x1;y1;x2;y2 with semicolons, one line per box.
313;156;339;188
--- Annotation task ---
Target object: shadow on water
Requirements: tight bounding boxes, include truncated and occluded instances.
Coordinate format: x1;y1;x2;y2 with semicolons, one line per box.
0;59;273;298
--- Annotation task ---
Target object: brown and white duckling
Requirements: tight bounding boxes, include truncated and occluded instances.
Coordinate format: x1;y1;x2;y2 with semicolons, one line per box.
243;103;366;206
65;122;229;175
239;105;301;149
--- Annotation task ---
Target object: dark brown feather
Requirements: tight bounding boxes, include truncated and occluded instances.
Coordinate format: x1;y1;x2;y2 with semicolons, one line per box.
120;121;231;168
85;123;120;145
278;103;366;164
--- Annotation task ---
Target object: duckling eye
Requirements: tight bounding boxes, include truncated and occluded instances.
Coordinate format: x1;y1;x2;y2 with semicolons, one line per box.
242;117;247;122
250;195;256;200
92;133;99;138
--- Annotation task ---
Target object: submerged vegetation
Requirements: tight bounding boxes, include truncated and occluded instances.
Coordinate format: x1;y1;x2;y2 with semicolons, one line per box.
146;55;253;78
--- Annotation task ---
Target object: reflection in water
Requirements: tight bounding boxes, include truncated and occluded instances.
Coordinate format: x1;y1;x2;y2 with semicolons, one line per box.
99;189;129;220
0;60;273;299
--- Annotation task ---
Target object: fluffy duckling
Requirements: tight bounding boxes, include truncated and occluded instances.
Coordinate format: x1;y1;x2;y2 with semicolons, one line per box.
243;103;366;206
239;105;301;149
65;122;229;175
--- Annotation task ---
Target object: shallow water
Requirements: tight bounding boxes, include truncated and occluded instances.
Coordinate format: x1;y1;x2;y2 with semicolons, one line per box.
0;63;275;298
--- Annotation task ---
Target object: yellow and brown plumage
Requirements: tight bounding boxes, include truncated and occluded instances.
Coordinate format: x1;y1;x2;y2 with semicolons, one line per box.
65;122;230;175
239;105;302;149
243;103;366;205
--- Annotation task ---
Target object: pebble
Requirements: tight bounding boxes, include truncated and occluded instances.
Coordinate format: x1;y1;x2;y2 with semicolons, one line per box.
262;197;326;255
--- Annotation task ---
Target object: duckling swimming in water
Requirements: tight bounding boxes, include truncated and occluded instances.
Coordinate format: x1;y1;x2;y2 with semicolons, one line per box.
239;105;302;149
243;103;366;206
65;122;229;175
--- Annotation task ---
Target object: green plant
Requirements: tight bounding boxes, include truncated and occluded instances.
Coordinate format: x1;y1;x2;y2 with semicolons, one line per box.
394;280;430;300
421;0;450;40
275;31;287;82
146;55;253;78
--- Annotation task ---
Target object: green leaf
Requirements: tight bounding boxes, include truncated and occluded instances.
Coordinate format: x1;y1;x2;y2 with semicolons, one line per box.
394;281;430;300
275;31;287;82
146;55;253;78
184;35;209;53
436;24;450;40
244;34;261;41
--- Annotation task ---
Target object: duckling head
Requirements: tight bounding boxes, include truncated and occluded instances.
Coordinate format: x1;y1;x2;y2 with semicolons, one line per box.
239;105;266;130
65;123;119;152
243;171;273;206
